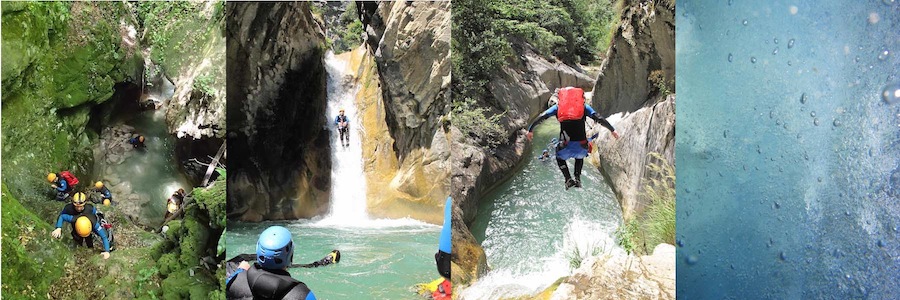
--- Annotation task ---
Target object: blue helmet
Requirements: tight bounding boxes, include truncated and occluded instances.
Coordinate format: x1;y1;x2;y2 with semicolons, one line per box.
256;226;294;269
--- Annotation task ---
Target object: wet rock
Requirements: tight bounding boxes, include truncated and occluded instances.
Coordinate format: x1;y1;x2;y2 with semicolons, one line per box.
226;2;331;220
550;244;675;299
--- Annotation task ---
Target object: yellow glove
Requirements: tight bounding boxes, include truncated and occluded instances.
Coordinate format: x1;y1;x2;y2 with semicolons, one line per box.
51;228;62;239
101;252;110;259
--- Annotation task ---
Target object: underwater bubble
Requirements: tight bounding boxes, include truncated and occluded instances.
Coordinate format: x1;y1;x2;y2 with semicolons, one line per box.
788;39;795;48
800;93;808;104
773;47;779;55
779;251;787;261
855;56;860;63
810;111;816;117
813;118;820;126
743;19;748;26
787;60;792;66
877;49;890;60
774;38;778;44
728;0;734;5
728;53;733;62
885;0;896;5
877;240;885;248
686;255;699;265
881;82;900;104
677;239;684;247
751;56;757;63
833;119;842;127
774;201;781;209
817;177;823;182
769;110;775;119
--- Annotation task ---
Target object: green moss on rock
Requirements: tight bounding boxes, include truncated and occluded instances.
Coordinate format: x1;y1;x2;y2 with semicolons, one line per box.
0;182;68;299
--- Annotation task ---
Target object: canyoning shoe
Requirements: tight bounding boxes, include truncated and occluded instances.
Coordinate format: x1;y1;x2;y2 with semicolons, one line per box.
574;179;582;188
565;179;577;190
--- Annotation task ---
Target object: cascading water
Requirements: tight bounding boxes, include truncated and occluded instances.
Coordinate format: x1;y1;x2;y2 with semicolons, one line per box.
227;51;441;299
461;121;623;300
319;51;368;225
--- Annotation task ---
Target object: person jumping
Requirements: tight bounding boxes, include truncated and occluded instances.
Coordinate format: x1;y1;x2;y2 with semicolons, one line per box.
526;87;620;190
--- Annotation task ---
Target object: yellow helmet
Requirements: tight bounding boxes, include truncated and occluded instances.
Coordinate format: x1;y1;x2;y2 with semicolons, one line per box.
75;216;92;237
95;181;104;189
339;108;345;112
47;173;57;182
103;199;111;206
72;192;87;206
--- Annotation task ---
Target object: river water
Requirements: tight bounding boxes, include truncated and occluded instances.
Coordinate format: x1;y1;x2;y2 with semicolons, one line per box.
461;121;623;299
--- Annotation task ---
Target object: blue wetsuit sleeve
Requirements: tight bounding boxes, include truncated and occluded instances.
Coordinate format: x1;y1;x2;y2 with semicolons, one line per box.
334;116;339;125
95;225;111;252
57;180;67;192
439;197;452;253
226;270;241;286
527;105;558;132
57;214;74;228
306;291;317;300
226;268;245;286
585;104;615;132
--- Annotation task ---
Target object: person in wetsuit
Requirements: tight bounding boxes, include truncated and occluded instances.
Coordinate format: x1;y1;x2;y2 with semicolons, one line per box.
226;226;317;300
334;109;350;147
431;197;453;300
526;87;620;190
50;192;113;259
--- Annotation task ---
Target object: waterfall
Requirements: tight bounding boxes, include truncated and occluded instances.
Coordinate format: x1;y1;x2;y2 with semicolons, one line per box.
320;51;368;224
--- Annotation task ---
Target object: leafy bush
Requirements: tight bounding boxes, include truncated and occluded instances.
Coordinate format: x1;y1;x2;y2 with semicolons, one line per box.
615;153;675;255
452;98;507;148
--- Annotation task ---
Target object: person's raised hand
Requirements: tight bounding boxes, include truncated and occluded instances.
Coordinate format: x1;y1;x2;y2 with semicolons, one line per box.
51;228;62;239
239;261;251;271
526;131;534;141
612;131;620;139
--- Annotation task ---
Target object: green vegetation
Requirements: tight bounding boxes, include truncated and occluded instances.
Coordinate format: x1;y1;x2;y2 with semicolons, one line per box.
331;2;364;54
615;153;675;255
2;2;225;298
649;69;673;96
1;183;68;299
451;0;620;148
566;241;606;270
135;1;225;76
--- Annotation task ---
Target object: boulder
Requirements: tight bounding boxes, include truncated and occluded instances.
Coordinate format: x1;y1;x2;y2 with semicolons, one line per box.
550;244;675;300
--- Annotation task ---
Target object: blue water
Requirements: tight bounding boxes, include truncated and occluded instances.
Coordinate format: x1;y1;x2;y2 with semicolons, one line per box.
227;220;440;299
677;0;900;298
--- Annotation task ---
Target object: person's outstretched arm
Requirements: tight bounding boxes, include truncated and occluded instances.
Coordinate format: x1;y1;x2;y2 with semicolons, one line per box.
585;105;619;138
526;106;558;140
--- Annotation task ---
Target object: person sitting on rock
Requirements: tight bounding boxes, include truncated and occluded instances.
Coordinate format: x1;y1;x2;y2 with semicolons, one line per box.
526;87;619;190
47;171;77;201
93;181;113;206
165;188;186;220
50;192;112;259
226;226;317;300
334;108;350;147
128;135;146;149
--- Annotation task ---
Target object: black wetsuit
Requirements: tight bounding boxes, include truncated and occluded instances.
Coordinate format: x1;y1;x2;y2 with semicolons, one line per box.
226;263;316;300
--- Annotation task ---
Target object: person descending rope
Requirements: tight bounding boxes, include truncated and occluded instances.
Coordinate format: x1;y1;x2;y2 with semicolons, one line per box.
334;108;350;147
48;171;79;201
93;181;113;206
50;192;113;259
226;226;317;300
526;87;620;190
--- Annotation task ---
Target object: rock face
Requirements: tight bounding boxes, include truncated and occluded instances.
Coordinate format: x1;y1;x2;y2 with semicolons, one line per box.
225;2;331;221
591;95;675;220
551;244;676;300
356;2;452;223
592;0;675;116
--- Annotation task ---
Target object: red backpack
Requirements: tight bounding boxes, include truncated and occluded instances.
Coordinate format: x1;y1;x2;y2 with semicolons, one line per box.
556;87;585;121
60;170;79;186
